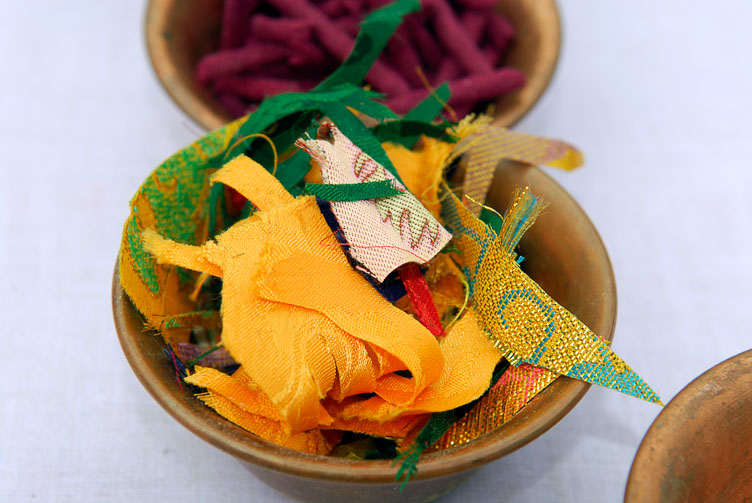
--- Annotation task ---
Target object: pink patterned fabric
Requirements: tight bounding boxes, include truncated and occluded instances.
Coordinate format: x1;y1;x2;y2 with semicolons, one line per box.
297;125;452;282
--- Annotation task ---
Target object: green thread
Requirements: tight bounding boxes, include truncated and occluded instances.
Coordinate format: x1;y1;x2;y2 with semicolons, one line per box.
163;310;220;329
185;345;224;369
396;83;453;148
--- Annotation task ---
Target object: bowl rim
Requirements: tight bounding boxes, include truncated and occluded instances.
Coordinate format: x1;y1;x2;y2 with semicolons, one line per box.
112;163;617;484
624;349;752;501
143;0;562;132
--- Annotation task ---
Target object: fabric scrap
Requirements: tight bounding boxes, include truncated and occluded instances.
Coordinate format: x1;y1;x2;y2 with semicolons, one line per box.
429;363;558;451
441;187;661;403
457;126;584;215
304;180;404;201
298;124;452;282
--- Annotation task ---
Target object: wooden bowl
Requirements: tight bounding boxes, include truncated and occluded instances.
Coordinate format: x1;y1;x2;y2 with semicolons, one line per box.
144;0;561;131
112;160;616;503
625;350;752;502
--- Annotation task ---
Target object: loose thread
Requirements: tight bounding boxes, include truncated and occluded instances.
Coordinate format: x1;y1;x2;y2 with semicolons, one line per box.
184;343;225;369
463;194;504;223
318;229;431;263
222;132;279;176
168;346;184;392
189;272;210;302
443;270;470;332
415;66;458;122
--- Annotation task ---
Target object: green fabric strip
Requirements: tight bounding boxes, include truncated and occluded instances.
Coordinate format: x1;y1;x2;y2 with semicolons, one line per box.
305;180;402;201
321;102;402;181
397;83;453;148
371;120;457;146
394;359;511;488
404;83;451;122
315;0;421;91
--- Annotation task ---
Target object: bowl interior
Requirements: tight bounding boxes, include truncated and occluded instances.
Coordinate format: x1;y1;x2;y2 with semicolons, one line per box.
144;0;561;131
626;350;752;502
113;160;616;483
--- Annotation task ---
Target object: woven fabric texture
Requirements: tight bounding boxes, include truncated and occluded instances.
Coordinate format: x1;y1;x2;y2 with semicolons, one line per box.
458;125;584;215
441;188;661;403
175;343;236;369
118;117;245;332
297;125;452;282
430;363;558;451
316;311;500;422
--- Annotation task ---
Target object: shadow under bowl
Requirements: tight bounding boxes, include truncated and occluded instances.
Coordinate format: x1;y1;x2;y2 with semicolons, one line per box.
113;161;616;503
144;0;561;131
626;349;752;502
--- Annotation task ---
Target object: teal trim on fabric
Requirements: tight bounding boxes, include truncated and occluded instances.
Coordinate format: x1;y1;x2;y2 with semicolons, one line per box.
501;192;541;254
441;194;497;297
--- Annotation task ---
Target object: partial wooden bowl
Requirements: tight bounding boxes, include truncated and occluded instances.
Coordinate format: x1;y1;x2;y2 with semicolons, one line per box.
144;0;561;131
113;161;616;503
625;349;752;502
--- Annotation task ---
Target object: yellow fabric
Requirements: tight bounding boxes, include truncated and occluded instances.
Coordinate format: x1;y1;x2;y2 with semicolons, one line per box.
130;118;625;457
186;367;333;455
211;154;295;210
144;155;450;434
322;311;500;422
187;366;429;449
119;118;244;331
323;398;429;443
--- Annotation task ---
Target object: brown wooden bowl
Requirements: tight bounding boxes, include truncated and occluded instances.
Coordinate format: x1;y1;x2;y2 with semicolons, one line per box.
144;0;561;131
625;350;752;502
112;161;616;503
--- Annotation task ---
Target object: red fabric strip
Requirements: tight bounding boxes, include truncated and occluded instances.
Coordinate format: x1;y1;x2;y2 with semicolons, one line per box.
400;263;444;337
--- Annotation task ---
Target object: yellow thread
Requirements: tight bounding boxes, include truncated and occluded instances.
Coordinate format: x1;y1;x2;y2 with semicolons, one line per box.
415;66;458;122
189;272;210;302
443;269;470;332
463;194;504;222
223;133;279;176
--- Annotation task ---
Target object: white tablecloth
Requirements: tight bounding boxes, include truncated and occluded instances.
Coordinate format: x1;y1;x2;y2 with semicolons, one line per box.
3;1;751;501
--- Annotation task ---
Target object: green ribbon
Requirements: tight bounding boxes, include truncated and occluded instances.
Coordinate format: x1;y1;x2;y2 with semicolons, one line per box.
305;180;403;201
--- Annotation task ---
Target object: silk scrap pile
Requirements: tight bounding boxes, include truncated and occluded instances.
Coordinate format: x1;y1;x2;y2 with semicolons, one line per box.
119;115;661;472
141;153;500;437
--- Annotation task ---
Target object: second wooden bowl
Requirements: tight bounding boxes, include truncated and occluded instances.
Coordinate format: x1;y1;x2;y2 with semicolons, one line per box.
144;0;561;131
626;349;752;502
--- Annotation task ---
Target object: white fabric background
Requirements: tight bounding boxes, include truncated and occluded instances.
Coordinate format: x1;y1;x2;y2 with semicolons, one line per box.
2;1;751;501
